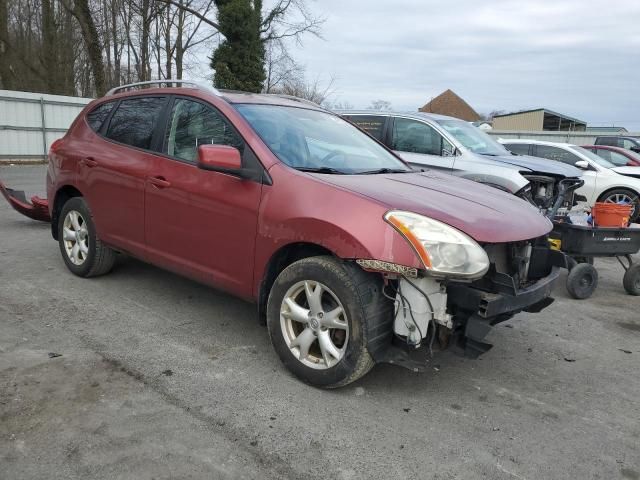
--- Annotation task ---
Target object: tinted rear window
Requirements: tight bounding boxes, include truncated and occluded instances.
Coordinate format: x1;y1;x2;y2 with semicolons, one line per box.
344;115;386;140
86;102;114;132
106;97;166;150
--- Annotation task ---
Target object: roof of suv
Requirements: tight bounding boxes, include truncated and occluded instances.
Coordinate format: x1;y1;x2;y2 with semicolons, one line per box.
338;110;455;122
102;85;327;111
500;139;577;148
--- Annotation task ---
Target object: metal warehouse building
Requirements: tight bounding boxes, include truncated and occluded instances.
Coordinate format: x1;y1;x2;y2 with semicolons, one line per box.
492;108;587;132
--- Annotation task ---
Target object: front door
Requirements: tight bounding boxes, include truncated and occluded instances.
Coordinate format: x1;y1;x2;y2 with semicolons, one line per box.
144;96;263;297
389;117;455;171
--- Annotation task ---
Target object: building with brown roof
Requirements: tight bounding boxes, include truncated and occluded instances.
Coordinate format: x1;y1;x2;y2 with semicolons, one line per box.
419;89;480;122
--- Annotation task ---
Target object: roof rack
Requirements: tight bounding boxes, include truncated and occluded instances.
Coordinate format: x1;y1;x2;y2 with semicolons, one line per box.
265;94;322;108
105;79;221;97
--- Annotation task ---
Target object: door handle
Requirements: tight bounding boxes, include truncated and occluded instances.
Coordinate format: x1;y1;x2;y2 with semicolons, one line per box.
149;176;171;189
82;157;98;168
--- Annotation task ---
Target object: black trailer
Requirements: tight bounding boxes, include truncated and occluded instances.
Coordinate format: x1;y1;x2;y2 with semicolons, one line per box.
550;222;640;299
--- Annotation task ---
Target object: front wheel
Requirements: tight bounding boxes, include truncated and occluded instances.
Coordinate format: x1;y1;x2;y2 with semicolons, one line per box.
266;256;390;388
599;189;640;222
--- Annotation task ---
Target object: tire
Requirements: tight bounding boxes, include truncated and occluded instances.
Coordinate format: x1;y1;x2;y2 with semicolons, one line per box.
266;256;390;388
598;189;640;223
623;264;640;296
566;263;598;299
58;197;116;277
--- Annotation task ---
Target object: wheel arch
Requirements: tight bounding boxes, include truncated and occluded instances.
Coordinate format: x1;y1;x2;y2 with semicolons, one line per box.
51;185;84;240
257;242;338;321
596;185;640;202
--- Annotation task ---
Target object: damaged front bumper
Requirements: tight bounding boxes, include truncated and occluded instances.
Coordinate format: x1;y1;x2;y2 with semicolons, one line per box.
371;246;566;371
0;181;50;222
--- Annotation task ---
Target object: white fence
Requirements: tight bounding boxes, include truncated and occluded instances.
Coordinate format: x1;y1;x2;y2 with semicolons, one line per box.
487;130;640;146
0;90;92;161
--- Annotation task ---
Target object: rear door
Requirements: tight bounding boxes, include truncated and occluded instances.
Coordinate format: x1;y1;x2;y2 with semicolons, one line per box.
79;96;168;257
144;96;263;296
388;117;455;171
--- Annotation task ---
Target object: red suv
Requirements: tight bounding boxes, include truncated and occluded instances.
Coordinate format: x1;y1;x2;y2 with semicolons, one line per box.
25;81;565;387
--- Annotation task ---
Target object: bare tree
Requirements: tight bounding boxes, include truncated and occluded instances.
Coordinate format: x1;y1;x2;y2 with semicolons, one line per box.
368;99;392;111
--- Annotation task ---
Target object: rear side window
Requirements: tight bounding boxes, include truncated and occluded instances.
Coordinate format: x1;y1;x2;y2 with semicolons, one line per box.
106;97;166;150
164;98;244;163
86;102;114;132
504;143;530;155
534;145;580;165
345;115;386;141
391;118;444;156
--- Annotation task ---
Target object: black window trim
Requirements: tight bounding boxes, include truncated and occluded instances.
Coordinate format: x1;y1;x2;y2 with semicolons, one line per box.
154;94;270;184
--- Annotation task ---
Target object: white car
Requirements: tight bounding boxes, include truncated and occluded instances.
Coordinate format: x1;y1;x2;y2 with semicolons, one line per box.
500;139;640;222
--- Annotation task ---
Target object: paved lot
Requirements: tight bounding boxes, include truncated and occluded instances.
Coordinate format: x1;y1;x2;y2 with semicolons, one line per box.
1;165;639;480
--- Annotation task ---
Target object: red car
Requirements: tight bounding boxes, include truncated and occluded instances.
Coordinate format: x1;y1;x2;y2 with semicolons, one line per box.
4;81;565;387
581;145;640;167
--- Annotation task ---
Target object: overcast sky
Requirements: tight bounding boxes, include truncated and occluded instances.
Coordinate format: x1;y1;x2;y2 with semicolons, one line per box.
287;0;640;130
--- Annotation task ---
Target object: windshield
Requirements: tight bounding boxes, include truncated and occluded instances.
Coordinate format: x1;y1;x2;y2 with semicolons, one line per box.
235;104;411;174
569;146;616;168
436;119;509;156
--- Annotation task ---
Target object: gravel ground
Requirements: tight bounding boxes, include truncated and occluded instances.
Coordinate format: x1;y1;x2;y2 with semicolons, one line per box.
1;165;639;480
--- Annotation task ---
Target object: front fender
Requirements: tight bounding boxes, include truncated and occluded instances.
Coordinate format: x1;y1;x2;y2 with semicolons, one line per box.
458;170;528;195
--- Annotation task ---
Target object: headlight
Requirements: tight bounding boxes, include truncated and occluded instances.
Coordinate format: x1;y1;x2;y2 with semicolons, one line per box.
384;210;490;279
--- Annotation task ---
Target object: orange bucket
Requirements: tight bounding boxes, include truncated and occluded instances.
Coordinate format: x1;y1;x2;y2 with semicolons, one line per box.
591;202;632;227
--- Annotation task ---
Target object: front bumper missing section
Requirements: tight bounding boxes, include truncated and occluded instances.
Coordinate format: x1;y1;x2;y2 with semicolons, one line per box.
0;181;50;222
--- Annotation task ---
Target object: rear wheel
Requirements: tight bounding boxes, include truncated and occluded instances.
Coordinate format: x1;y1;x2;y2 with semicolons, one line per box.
266;256;389;388
599;189;640;222
58;197;115;277
566;263;598;299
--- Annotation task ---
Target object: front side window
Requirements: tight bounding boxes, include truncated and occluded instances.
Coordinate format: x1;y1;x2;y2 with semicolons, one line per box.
345;115;386;141
165;98;243;163
623;139;639;150
106;97;166;150
504;143;530;155
535;145;580;165
568;146;615;168
594;149;612;162
391;118;446;156
436;119;508;156
235;104;410;174
86;102;114;132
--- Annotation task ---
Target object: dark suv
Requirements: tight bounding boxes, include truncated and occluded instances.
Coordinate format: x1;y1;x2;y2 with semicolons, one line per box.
595;136;640;153
2;81;565;387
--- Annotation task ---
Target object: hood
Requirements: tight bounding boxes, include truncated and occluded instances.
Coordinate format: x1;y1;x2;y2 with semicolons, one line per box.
319;171;552;243
484;154;583;178
612;166;640;179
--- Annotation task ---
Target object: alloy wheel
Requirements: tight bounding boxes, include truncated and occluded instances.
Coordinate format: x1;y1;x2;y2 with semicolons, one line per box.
603;192;638;217
62;210;89;266
280;280;349;369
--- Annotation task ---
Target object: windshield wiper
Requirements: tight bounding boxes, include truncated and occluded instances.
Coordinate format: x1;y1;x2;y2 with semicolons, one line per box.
296;166;346;174
355;168;411;175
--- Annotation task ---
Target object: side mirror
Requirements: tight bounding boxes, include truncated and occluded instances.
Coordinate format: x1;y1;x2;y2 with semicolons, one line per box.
197;145;243;176
575;160;589;170
631;146;640;154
